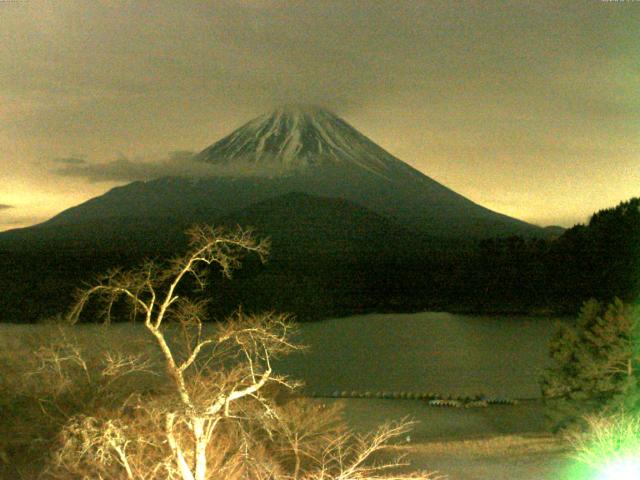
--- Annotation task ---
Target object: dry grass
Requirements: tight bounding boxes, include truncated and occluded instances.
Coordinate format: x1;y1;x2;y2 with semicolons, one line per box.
400;434;568;459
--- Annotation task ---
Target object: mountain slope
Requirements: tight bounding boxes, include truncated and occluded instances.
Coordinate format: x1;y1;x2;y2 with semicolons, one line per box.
14;104;543;239
218;191;427;263
195;104;409;176
212;192;439;319
195;105;541;237
0;192;435;322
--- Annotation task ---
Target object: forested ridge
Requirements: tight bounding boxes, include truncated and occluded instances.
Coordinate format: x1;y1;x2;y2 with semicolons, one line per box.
0;196;637;323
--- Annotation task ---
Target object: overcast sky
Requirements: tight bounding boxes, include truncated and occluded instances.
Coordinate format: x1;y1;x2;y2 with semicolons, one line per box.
1;0;638;231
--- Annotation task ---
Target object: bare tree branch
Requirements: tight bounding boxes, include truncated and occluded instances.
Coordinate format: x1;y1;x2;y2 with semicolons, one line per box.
48;225;435;480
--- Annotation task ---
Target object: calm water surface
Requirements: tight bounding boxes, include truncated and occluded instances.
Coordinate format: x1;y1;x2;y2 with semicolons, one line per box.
276;311;565;399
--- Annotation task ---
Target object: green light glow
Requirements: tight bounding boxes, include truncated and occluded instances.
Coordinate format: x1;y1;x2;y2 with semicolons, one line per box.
595;458;640;480
565;413;640;480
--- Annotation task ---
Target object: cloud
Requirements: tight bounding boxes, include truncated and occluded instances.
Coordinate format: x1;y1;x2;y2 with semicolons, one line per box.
51;150;291;183
53;156;87;165
0;214;46;232
52;151;195;183
0;205;45;232
2;1;638;227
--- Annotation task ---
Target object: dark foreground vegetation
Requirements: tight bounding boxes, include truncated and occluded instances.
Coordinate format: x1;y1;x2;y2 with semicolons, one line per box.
542;298;640;430
1;218;639;478
1;225;436;479
539;298;640;477
0;196;637;323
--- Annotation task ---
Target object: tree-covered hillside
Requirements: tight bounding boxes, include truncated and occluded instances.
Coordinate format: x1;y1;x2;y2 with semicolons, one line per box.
0;196;637;323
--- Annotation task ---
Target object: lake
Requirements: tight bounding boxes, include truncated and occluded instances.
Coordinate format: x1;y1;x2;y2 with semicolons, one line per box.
0;311;564;401
276;311;564;400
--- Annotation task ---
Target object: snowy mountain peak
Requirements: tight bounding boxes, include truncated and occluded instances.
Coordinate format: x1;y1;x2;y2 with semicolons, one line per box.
8;104;543;245
194;105;404;177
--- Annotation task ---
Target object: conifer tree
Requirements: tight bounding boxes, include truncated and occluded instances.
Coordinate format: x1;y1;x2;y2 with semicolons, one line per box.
541;298;640;430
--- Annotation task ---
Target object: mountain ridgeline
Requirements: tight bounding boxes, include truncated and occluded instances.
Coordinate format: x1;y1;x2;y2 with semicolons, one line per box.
0;106;637;322
31;105;541;239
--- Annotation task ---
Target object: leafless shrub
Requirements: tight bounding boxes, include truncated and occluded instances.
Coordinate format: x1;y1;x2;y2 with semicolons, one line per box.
27;326;160;429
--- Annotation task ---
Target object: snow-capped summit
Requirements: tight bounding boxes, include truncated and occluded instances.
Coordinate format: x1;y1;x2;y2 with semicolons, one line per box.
5;104;545;240
194;105;405;178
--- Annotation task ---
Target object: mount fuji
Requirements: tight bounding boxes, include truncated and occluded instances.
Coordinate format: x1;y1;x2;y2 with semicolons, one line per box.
0;105;552;322
8;105;542;244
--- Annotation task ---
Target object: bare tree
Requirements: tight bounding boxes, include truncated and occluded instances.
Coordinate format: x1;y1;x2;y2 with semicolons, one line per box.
47;225;440;480
64;225;298;479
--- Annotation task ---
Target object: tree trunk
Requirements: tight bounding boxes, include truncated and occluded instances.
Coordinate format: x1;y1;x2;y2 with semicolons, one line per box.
166;413;196;480
193;417;208;480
